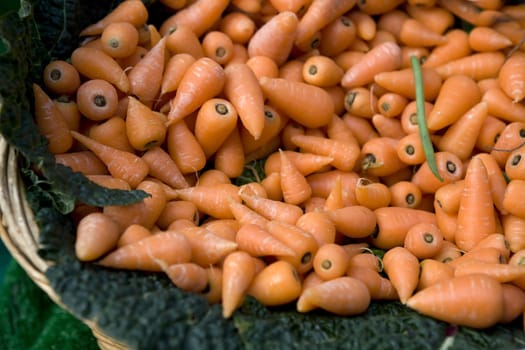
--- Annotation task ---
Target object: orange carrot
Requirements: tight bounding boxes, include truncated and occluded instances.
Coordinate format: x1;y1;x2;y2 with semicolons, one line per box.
156;200;199;229
70;47;130;93
502;214;525;253
439;0;506;27
423;29;471;69
389;181;423;209
354;178;391;210
406;274;504;328
141;146;189;190
75;212;121;261
70;131;148;188
404;222;444;259
166;120;207;174
502;180;525;219
302;55;343;87
297;276;371;316
98;230;191;271
468;26;513;52
341;41;402;89
264;150;333;176
435;52;506;81
346;265;398;300
295;211;336;247
221;251;257;318
79;0;148;36
164;24;204;58
371;114;405;140
399;18;447;47
247;260;302;306
318;16;356;57
344;87;378;118
236;223;296;257
126;96;167;151
247;11;299;66
374;66;443;101
325;205;377;239
32;84;73;154
116;224;152;248
382;246;420;303
294;0;357;51
360;137;406;177
411;151;464;194
454;260;525;283
165;262;209;293
214;127;246;178
259;76;334;128
483;87;525;124
476;115;506;153
405;4;454;35
76;79;119;122
219;11;256;45
166;57;225;127
371;207;437;249
417;258;455;291
159;0;230;37
175;183;241;220
501;283;525;324
312;243;350;281
42;60;81;95
55;151;108;176
498;51;525;103
100;21;139;59
245;55;279;79
347;10;376;41
179;225;239;267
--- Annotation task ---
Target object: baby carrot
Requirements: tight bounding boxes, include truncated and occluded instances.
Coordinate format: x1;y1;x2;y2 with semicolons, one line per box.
399;18;447;47
297;276;371;316
116;224;152;248
70;131;149;188
396;132;426;165
245;55;279;79
377;92;408;118
502;180;525;219
360;137;406;177
346;266;398;300
164;24;204;58
371;114;405;140
166;57;226;127
141;146;189;190
156;200;198;230
223;63;265;140
302;55;344;87
87;116;134;153
247;11;299;66
79;0;148;36
325;205;377;239
374;66;443;101
454;156;496;251
475;115;506;153
259;76;334;129
422;29;471;69
219;11;256;45
214;127;246;178
440;0;506;26
406;274;504;329
501;283;525;324
194;98;238;158
411;151;464;194
453;261;525;284
404;222;444;259
347;10;376;41
468;26;513;52
179;225;239;267
32;84;73;154
221;251;257;318
100;21;139;59
98;230;192;272
159;0;230;37
341;41;402;89
295;211;336;247
490;121;525;167
76;79;119;122
126;96;167;151
166;120;207;174
389;181;422;209
371;206;437;250
165;262;209;293
498;51;525;103
175;183;242;220
264;150;333;176
405;4;454;35
383;246;420;303
417;258;455;291
202;30;234;65
42;60;81;95
55;151;108;176
502;214;525;253
344;87;378;118
354;178;391;210
279;149;312;205
75;212;121;261
247;260;302;306
318;16;356;57
70;47;130;93
435;52;506;81
236;223;296;257
313;243;350;281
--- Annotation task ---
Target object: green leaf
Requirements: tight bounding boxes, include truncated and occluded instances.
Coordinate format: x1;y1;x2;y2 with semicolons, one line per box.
410;55;443;182
0;260;99;350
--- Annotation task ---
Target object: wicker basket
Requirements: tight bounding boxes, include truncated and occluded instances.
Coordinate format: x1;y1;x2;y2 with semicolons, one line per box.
0;135;129;350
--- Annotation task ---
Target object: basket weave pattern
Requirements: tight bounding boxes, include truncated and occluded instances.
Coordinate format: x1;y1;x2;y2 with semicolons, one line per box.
0;135;127;350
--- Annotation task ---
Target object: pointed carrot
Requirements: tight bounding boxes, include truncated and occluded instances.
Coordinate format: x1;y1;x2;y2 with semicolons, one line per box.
165;262;209;293
325;205;377;239
117;224;152;248
223;63;265;140
79;0;148;36
468;26;513;52
32;84;73;154
179;225;239;267
127;36;167;106
422;29;471;69
166;57;226;127
454;156;496;251
323;175;346;210
214;127;246;178
374;66;443;101
383;246;420;304
141;146;189;190
235;223;296;257
278;149;312;205
259;76;334;129
498;51;525;103
75;212;122;261
240;191;303;225
175;183;241;220
417;259;455;291
435;52;506;81
70;131;149;188
264;150;333;176
70;47;130;93
222;251;257;318
228;198;270;228
166;120;207;174
452;261;523;283
126;96;167;151
399;18;447;47
341;41;402;89
97;230;192;271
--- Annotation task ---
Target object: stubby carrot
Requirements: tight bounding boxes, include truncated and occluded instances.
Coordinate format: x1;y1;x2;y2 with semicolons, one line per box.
383;246;420;303
75;212;122;261
247;260;302;306
222;251;257;318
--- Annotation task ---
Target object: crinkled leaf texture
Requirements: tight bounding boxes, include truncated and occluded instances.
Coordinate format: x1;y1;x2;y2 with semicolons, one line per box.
1;1;525;350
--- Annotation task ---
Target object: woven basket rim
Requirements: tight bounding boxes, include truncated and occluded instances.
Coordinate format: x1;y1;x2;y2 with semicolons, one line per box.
0;134;128;350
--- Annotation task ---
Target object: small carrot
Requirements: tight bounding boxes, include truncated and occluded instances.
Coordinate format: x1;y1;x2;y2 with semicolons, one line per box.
213;127;246;178
454;260;525;283
202;30;234;66
382;246;420;304
341;113;379;146
159;0;230;37
247;260;302;306
179;225;239;267
501;283;525;324
116;223;152;248
100;21;139;59
297;276;371;316
360;137;406;177
295;211;336;247
141;146;189;190
406;273;504;329
156;200;199;229
490;121;525;167
235;223;296;257
55;151;108;176
165;262;209;293
404;222;444;259
76;79;119;122
470;233;511;262
219;11;256;45
264;150;333;177
75;212;122;261
325;205;377;239
53;96;81;132
505;144;525;181
87;116;134;153
434;180;464;215
347;10;376;41
98;230;192;271
70;47;130;93
223;63;265;140
175;183;241;220
245;55;279;80
371;114;405;140
374;66;443;101
423;29;471;69
371;206;437;250
438;101;488;160
126;96;167;151
294;0;357;51
70;130;149;188
266;220;318;274
166;57;226;127
302;55;344;87
42;60;81;95
395;132;426;165
377;92;408;118
166;120;207;174
344;87;378;118
346;266;398;300
435;51;506;81
502;180;525;219
341;41;402;89
411;151;464;194
307;169;359;199
221;250;257;318
376;9;408;41
312;243;350;281
399;18;447;47
439;0;506;27
318;16;356;57
323;175;349;210
278;149;312;205
476;114;506;153
468;26;513;52
354;178;391;210
454;156;497;251
259;76;334;129
247;11;299;66
389;181;422;209
405;4;454;35
164;24;204;59
417;258;455;291
498;51;525;103
193;98;238;158
32;84;73;154
426;74;481;131
502;214;525;253
79;0;148;36
161;54;197;97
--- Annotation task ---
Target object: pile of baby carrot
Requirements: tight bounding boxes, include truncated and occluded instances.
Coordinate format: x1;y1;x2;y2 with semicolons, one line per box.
32;0;525;329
